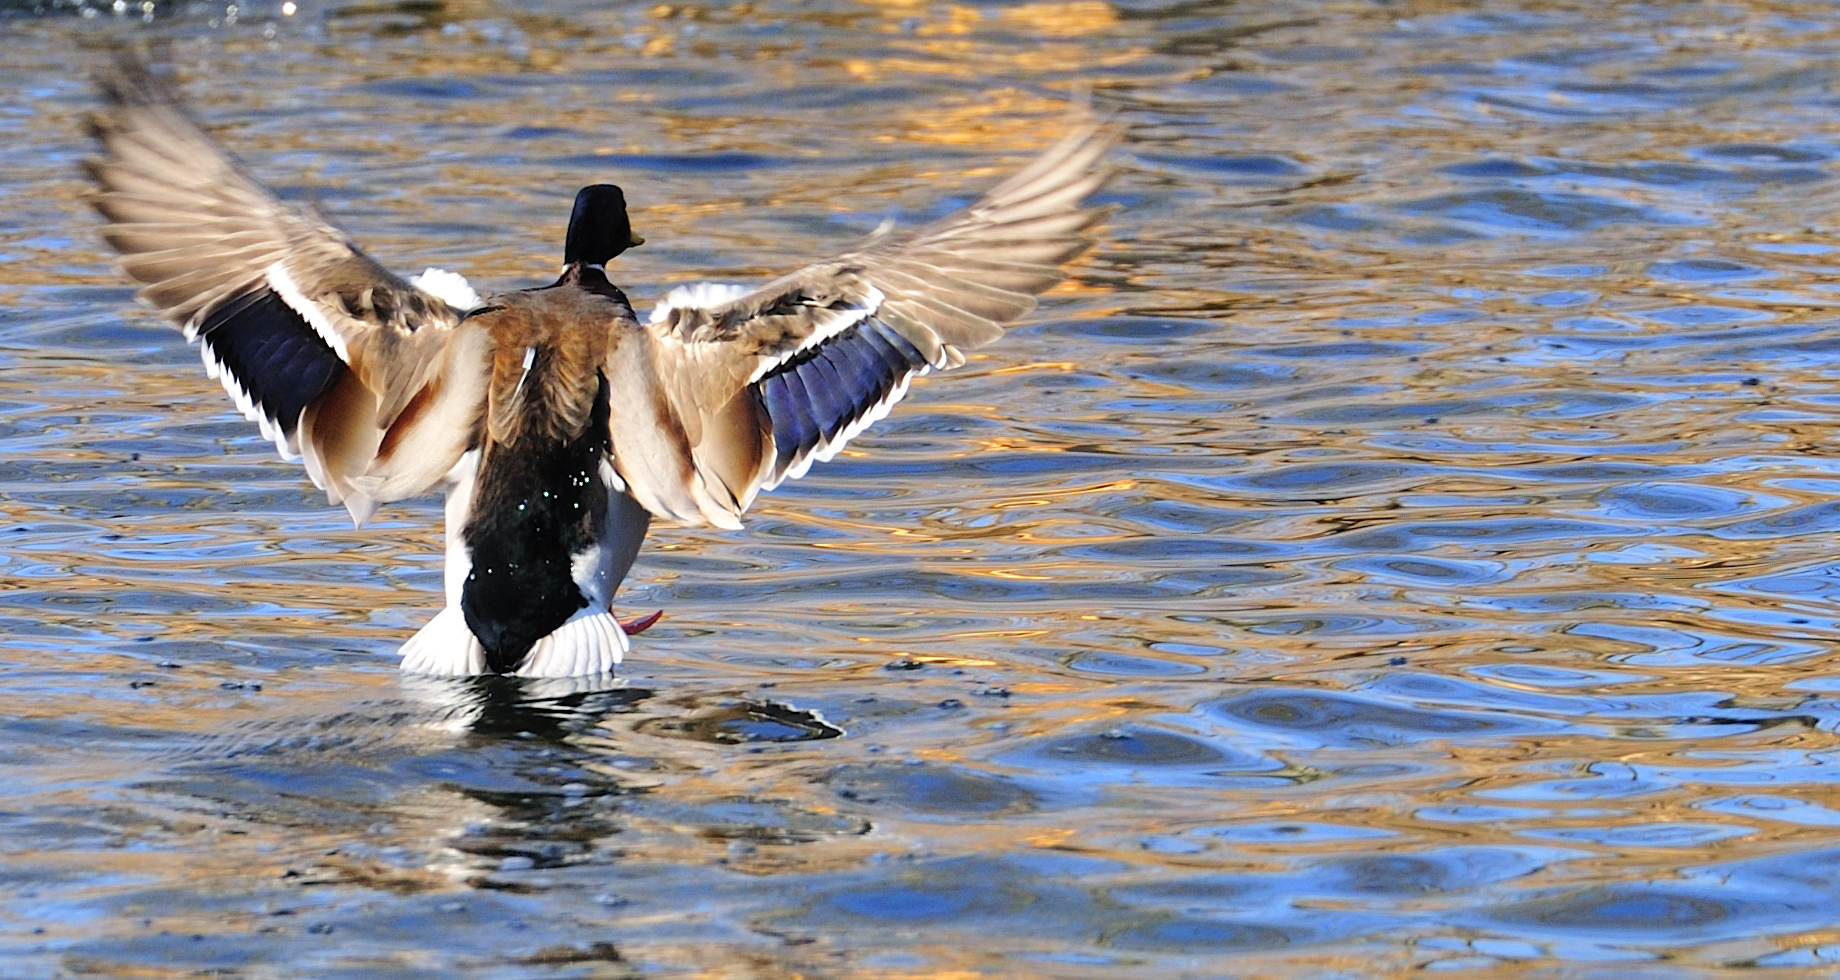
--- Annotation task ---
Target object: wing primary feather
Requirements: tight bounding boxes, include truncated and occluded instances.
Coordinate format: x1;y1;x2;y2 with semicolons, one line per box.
972;121;1117;212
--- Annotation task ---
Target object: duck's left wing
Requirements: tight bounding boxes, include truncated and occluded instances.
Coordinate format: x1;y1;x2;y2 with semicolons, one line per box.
85;59;489;524
608;121;1117;528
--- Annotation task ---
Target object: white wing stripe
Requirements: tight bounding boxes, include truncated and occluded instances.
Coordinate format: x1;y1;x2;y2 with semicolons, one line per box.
265;263;351;362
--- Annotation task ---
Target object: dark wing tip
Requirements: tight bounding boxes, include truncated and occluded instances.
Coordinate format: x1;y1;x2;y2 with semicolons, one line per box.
85;46;185;175
94;43;181;106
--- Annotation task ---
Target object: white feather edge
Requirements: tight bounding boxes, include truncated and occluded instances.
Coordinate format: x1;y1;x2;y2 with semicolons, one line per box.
265;263;351;362
510;345;537;403
198;337;300;462
744;302;880;384
263;264;483;367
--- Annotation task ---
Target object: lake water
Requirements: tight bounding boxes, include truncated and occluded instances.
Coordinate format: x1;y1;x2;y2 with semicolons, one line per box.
5;0;1840;975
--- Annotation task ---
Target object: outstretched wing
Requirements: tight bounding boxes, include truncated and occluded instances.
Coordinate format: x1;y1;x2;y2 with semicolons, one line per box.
85;58;490;525
609;120;1117;528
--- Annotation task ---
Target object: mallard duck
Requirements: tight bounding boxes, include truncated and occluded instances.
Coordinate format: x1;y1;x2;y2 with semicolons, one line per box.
85;62;1117;678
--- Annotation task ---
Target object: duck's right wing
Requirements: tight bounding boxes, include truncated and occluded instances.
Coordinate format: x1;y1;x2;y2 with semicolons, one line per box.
608;120;1117;528
85;58;490;525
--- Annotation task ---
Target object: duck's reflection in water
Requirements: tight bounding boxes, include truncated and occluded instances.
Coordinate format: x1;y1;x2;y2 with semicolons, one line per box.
66;671;873;974
397;672;843;745
397;672;654;742
384;672;867;917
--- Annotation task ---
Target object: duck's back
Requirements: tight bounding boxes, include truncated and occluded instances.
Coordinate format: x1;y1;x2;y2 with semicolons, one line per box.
455;277;643;672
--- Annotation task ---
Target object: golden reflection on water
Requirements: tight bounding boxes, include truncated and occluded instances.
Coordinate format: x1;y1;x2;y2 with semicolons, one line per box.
10;0;1840;975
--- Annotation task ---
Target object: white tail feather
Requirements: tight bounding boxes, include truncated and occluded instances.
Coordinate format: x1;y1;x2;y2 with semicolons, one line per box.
399;606;487;676
399;606;627;678
516;608;628;678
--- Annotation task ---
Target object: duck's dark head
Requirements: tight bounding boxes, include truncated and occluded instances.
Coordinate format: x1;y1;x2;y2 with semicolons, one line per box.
563;184;644;267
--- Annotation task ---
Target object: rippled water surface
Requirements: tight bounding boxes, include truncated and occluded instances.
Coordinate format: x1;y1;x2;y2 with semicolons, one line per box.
9;0;1840;975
